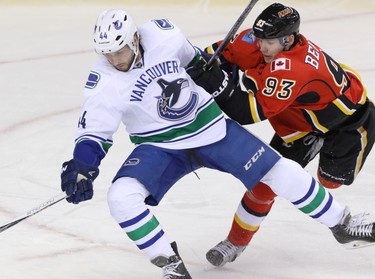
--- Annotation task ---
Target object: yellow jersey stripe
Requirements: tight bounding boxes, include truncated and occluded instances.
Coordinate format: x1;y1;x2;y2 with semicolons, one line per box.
332;99;357;115
248;93;262;123
281;131;310;143
355;126;367;177
305;110;329;133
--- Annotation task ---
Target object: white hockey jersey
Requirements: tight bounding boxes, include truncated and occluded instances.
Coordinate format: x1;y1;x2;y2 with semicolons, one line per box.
76;19;226;154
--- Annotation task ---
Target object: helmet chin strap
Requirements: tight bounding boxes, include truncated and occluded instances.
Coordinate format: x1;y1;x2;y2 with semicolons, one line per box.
128;48;139;71
128;33;140;71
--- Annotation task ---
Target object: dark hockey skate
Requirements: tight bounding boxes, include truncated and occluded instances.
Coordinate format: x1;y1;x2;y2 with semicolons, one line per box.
206;238;247;267
152;254;192;279
331;207;375;249
151;242;192;279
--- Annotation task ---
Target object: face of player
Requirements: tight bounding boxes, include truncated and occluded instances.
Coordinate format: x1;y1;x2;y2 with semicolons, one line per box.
104;45;136;72
258;38;284;63
258;34;295;63
104;35;140;72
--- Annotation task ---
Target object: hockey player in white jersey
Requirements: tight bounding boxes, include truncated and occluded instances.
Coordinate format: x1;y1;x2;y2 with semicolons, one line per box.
60;9;375;278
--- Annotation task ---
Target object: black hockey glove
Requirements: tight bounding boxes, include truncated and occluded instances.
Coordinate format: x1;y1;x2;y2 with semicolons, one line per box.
61;159;99;204
188;52;235;104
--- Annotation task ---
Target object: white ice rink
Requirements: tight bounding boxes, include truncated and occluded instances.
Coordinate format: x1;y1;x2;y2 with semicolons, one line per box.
0;0;374;278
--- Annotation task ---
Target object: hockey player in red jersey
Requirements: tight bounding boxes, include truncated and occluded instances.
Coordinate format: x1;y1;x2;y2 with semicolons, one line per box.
191;2;375;266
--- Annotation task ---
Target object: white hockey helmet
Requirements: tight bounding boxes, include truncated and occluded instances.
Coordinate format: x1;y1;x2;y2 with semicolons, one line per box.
93;9;138;54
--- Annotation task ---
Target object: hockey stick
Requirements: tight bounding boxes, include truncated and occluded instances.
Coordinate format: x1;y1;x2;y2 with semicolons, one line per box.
207;0;260;68
0;192;67;233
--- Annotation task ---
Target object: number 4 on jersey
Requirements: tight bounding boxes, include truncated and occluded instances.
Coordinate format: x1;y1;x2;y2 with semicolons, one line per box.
78;111;87;128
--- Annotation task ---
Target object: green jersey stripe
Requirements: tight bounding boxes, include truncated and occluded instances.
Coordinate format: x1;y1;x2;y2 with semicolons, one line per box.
75;137;112;153
129;101;222;144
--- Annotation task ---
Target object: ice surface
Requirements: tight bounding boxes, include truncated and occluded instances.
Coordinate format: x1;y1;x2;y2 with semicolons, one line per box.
0;1;374;278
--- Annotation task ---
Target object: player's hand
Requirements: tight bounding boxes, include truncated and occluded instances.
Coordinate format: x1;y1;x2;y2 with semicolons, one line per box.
188;53;235;104
61;159;99;204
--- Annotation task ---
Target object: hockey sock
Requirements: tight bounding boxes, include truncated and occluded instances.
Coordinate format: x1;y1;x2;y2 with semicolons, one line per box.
228;182;276;246
261;158;344;228
108;177;175;260
118;208;175;258
292;178;343;227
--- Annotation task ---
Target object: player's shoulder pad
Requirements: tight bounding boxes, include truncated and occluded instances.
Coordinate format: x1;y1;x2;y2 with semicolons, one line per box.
85;56;113;91
239;28;257;45
151;18;176;31
141;18;180;34
140;18;183;47
85;70;101;90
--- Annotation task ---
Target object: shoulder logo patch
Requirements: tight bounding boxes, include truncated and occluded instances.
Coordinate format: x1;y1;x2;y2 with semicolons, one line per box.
85;71;101;89
153;19;174;30
241;29;256;44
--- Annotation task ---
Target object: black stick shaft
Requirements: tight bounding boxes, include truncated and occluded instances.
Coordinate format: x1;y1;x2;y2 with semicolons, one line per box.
207;0;260;68
0;192;67;233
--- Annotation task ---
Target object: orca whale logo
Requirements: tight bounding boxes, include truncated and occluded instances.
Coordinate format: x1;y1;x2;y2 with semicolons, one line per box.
156;78;198;121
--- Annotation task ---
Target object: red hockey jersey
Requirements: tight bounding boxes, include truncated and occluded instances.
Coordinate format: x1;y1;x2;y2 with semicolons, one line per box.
207;29;367;142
